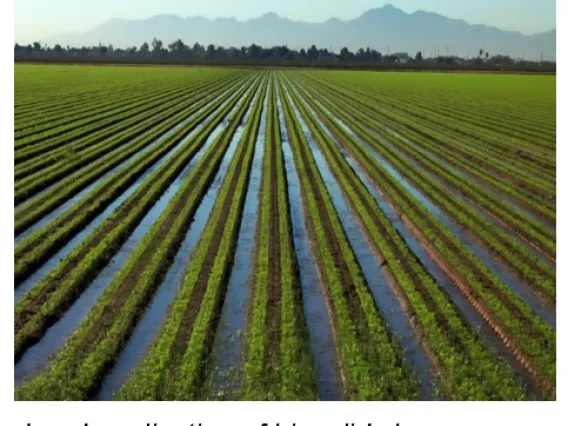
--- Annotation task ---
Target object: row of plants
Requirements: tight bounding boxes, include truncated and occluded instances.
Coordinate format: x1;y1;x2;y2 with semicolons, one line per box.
304;73;555;181
309;71;555;152
14;74;254;285
284;75;555;392
14;76;210;140
349;94;555;200
284;77;531;400
14;71;252;236
15;69;234;150
14;75;232;177
301;75;555;220
241;78;317;400
116;75;269;401
14;73;248;197
294;77;556;296
14;74;263;362
278;79;418;400
371;89;555;162
298;75;556;258
15;73;265;401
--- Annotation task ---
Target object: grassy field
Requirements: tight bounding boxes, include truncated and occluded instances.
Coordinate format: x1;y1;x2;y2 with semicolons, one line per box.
14;64;556;401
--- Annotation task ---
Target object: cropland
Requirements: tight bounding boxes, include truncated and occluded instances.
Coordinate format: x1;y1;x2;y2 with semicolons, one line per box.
14;64;556;401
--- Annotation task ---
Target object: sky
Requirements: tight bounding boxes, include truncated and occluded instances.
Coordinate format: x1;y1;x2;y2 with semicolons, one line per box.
15;0;556;44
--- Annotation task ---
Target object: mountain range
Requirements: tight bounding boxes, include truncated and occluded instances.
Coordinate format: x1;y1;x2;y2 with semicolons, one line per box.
44;4;556;61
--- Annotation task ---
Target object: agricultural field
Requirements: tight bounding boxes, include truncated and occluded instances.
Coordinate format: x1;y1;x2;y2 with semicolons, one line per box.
13;64;556;401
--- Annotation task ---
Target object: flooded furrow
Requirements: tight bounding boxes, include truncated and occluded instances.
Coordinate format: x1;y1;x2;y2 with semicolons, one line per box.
14;78;253;222
361;108;555;233
407;115;553;189
275;86;343;401
16;106;193;214
93;83;262;401
203;87;268;399
14;86;246;303
285;86;435;399
291;86;537;395
336;106;555;268
14;83;260;387
308;96;555;329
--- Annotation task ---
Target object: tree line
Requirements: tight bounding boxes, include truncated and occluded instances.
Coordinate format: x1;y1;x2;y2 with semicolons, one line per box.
14;39;554;70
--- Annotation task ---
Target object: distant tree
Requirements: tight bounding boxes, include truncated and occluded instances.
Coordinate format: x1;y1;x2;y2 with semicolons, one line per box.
206;44;216;58
168;39;186;56
485;52;489;59
240;46;247;59
127;46;138;56
339;47;352;61
370;49;380;61
299;48;307;59
215;46;227;58
307;44;319;61
33;41;42;52
14;43;21;52
151;38;163;55
140;42;150;56
259;47;271;60
227;46;240;59
247;43;261;59
415;51;423;62
24;44;33;54
192;42;206;58
479;48;483;57
53;44;63;54
98;44;108;56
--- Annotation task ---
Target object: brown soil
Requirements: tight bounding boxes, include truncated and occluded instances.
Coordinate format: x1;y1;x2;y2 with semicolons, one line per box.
265;105;283;386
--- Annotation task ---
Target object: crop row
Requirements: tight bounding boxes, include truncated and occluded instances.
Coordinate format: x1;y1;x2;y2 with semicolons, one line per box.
277;78;419;400
116;74;268;400
14;74;253;286
14;72;252;207
14;74;262;363
283;76;530;399
289;76;555;302
299;74;555;217
15;72;266;401
302;73;555;180
14;67;555;401
241;78;318;400
282;74;555;394
306;71;555;151
15;71;247;178
15;71;245;166
14;72;251;234
14;76;222;139
294;75;555;259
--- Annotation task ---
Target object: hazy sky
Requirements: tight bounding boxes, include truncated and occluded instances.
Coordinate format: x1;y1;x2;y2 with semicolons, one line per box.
15;0;556;44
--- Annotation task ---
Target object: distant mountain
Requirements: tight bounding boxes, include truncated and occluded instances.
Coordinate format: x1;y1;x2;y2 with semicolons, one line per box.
43;4;555;60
